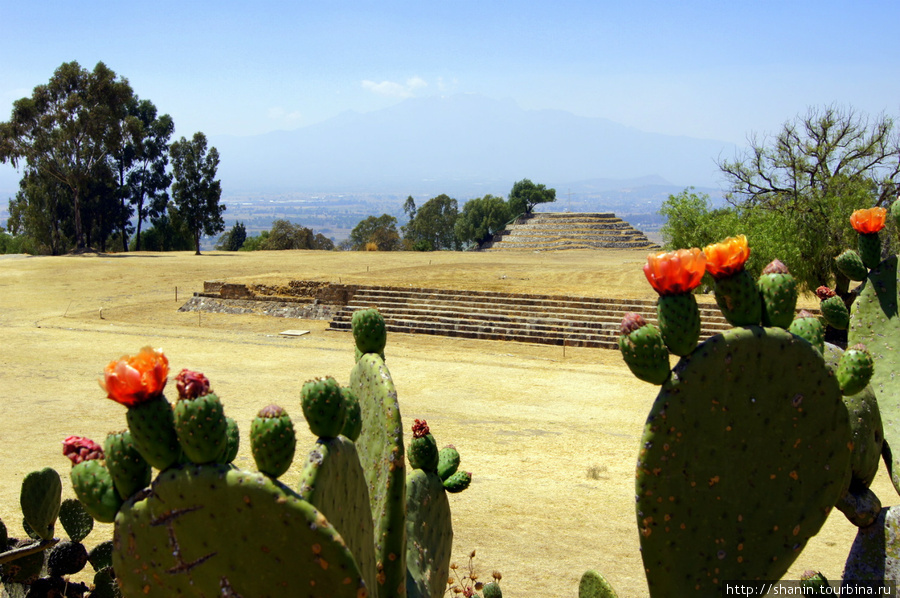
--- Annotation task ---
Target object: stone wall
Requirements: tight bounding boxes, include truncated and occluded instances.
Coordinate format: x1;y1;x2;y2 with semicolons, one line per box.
201;280;361;305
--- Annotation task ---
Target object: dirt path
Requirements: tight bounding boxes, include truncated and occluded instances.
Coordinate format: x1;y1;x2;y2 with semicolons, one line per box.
0;250;887;596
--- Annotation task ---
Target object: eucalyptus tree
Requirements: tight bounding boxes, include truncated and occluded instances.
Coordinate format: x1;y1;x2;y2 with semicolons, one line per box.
0;61;134;250
169;132;225;255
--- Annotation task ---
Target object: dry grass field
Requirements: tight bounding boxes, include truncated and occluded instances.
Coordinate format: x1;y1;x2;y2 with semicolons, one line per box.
0;248;892;597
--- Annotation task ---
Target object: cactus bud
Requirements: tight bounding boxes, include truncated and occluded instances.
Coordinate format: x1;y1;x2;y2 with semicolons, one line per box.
63;436;104;465
175;369;210;400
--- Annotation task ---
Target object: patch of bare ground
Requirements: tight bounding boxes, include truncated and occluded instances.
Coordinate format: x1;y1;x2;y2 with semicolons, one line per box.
0;249;875;596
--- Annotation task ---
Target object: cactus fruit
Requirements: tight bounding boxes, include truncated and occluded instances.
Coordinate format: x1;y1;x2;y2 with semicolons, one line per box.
58;498;93;543
353;307;388;355
125;396;182;470
656;294;701;356
69;459;123;524
350;352;407;597
406;468;453;598
437;445;461;481
578;569;618;598
816;286;850;330
636;326;851;596
835;249;869;282
250;404;296;478
217;416;241;463
836;344;875;397
757;259;798;328
483;581;503;598
409;419;439;472
104;430;151;500
19;467;62;541
47;539;89;576
442;470;472;493
112;464;368;597
173;369;228;464
341;386;363;442
858;233;883;270
297;434;378;592
618;313;670;385
704;235;762;326
301;376;347;438
789;310;825;354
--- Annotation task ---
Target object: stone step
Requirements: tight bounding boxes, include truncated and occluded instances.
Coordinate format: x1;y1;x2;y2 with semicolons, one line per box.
484;211;659;252
341;295;729;327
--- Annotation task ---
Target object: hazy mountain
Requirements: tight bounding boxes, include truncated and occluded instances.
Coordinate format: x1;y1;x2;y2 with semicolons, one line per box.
211;94;738;196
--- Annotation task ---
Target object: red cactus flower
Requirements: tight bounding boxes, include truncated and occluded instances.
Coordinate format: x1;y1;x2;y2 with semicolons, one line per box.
620;312;648;336
643;248;707;295
815;286;836;300
175;369;210;400
63;435;104;465
412;418;430;439
850;207;887;234
703;235;750;279
100;347;169;407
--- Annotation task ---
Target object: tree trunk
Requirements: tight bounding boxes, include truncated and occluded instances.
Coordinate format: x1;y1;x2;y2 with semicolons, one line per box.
73;186;85;250
135;212;143;251
194;232;201;255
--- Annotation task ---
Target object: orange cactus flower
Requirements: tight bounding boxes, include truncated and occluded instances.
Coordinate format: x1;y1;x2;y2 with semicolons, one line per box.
850;207;887;234
643;248;707;295
100;347;169;407
703;235;751;279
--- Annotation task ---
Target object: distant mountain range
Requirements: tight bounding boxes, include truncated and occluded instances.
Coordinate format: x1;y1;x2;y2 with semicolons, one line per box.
210;94;738;197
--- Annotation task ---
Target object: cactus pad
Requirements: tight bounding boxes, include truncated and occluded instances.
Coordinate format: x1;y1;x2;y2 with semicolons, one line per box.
836;345;875;397
409;419;439;472
758;259;798;329
297;435;377;592
437;445;461;481
636;326;851;596
406;469;453;598
350;352;407;597
20;468;62;541
217;416;241;463
341;386;363;442
58;497;94;543
113;464;368;597
70;459;123;524
579;569;619;598
713;269;762;326
442;470;472;493
789;311;825;354
847;254;900;493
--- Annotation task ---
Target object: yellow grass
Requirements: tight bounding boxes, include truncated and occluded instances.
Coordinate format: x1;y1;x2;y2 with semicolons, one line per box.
0;249;882;596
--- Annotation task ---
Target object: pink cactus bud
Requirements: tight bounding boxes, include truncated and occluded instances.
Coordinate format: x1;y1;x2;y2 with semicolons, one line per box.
412;419;430;439
816;286;836;300
620;312;648;336
63;435;104;465
762;259;790;275
257;404;286;418
850;343;868;352
795;310;815;320
175;369;211;400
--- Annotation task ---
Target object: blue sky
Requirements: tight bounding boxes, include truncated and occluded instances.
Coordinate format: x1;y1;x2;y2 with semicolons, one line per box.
2;1;898;146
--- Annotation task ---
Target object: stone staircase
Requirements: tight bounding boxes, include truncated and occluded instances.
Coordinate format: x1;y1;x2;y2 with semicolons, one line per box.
329;286;730;350
482;212;660;251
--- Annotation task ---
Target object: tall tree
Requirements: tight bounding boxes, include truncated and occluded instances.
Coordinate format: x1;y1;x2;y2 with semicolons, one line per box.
402;194;460;250
0;61;135;250
455;194;512;247
169;132;225;255
8;169;73;255
508;179;556;215
113;99;174;251
216;221;247;251
718;105;900;292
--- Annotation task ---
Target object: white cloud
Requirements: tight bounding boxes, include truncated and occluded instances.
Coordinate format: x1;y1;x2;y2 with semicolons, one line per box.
361;77;428;98
267;107;303;122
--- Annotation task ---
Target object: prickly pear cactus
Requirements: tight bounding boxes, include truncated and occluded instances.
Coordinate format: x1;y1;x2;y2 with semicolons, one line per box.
113;464;367;597
624;240;854;597
350;351;407;598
